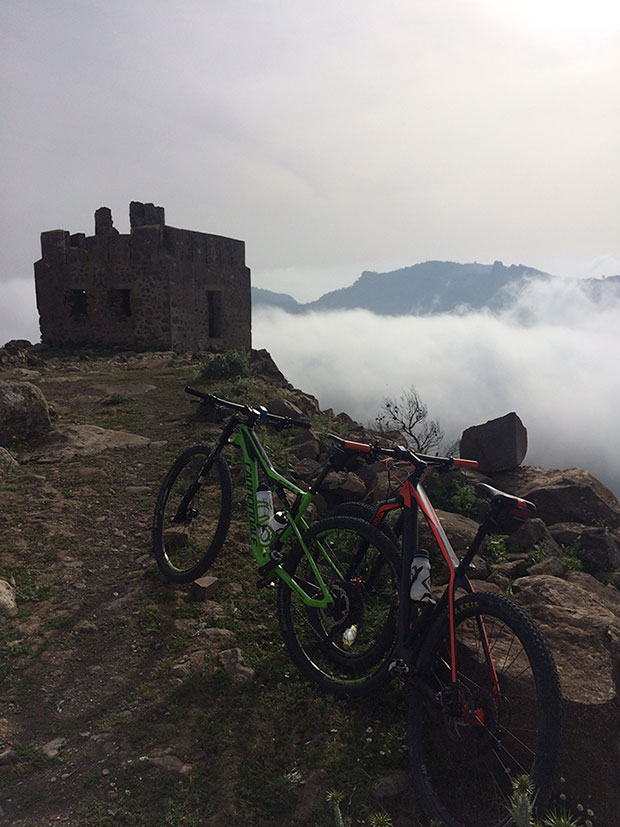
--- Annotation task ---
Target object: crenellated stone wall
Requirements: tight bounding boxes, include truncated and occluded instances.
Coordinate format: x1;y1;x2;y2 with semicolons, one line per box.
34;202;251;352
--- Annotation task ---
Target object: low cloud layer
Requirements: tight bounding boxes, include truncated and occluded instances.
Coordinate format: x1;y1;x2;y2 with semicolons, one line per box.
254;278;620;497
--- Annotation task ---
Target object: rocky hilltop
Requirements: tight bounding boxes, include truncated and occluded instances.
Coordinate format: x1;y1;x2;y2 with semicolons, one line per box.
1;341;618;825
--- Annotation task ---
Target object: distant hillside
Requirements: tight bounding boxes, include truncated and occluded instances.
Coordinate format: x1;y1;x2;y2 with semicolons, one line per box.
251;287;302;313
252;261;620;316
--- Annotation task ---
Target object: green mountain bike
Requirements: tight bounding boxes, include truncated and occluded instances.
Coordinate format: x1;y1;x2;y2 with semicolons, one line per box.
152;387;400;694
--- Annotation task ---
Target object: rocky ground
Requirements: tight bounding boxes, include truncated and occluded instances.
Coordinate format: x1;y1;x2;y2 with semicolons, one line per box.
0;344;619;826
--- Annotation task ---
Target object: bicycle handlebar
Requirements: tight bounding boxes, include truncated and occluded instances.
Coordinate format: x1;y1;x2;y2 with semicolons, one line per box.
184;386;312;430
327;434;478;471
376;444;479;471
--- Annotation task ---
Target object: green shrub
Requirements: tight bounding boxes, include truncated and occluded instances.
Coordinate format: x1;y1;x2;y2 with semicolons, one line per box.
482;535;509;564
562;542;584;572
507;775;595;827
427;478;479;519
527;544;550;565
101;393;131;405
198;350;249;381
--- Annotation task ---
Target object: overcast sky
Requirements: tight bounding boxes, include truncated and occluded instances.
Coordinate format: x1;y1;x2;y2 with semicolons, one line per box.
2;0;620;338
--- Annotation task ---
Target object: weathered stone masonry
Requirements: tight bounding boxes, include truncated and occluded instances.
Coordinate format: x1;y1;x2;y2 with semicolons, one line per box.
34;202;251;352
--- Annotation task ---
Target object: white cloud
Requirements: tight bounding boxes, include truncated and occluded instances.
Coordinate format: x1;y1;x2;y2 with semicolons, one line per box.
0;279;40;344
253;278;620;497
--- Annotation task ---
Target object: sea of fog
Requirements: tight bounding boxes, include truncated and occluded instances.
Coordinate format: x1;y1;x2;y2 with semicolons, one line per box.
253;278;620;499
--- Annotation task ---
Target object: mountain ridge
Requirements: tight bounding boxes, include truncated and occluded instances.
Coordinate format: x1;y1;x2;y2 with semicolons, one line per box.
253;260;620;316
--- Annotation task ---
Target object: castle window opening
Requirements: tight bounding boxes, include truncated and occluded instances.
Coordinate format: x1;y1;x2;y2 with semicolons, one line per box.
208;290;222;338
65;289;88;321
108;288;132;318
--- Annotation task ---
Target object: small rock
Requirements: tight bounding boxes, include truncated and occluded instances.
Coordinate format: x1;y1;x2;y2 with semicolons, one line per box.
147;754;192;777
0;579;17;617
487;572;510;591
0;747;20;766
0;380;52;443
266;398;305;418
0;446;18;475
171;661;192;678
527;556;568;578
75;620;98;634
218;648;255;683
190;575;219;601
492;558;530;579
373;769;411;799
42;737;65;758
196;627;236;649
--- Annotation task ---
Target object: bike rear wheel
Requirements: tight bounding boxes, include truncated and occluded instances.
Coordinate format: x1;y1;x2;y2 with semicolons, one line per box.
277;516;399;697
408;591;561;827
152;445;232;583
327;500;400;549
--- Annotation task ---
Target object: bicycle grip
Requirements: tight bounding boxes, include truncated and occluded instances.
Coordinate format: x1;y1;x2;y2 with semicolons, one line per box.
453;458;479;469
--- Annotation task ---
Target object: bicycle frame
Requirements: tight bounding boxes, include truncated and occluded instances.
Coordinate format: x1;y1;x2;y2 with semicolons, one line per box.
203;411;342;610
369;463;500;707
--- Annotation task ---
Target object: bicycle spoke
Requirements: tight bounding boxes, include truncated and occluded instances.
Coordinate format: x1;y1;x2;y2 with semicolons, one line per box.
278;517;399;696
409;592;561;827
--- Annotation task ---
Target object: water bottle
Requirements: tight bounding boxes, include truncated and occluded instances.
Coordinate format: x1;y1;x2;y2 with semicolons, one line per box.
256;485;287;547
342;624;358;648
409;549;433;602
256;484;274;526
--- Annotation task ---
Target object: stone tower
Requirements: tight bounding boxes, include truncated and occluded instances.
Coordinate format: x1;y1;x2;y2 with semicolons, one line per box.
34;202;251;352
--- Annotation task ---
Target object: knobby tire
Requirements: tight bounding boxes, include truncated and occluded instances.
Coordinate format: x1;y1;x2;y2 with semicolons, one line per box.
408;591;562;827
152;445;232;583
277;516;400;698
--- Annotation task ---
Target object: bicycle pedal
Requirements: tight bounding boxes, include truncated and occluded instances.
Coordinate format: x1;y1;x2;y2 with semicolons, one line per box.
388;659;410;678
256;577;276;589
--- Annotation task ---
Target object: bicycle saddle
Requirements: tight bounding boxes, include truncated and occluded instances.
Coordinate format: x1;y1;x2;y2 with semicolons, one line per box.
477;483;536;523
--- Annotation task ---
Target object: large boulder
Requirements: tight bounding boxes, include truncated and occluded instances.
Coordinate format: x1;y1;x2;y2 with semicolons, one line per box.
320;471;367;506
506;517;563;557
3;339;33;356
511;574;620;823
576;527;620;572
492;466;620;528
21;423;160;462
420;510;479;554
549;523;620;572
0;380;51;445
460;412;527;474
249;349;290;386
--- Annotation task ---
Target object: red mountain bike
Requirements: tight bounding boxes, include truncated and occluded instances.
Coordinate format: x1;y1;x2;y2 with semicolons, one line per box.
278;440;562;827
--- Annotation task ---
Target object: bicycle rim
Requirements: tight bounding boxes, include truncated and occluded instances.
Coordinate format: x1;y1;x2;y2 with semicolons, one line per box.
409;592;561;827
153;446;232;582
278;516;399;695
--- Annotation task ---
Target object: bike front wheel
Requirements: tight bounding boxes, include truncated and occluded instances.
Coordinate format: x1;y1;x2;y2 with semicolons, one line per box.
152;445;232;583
277;516;399;697
408;591;562;827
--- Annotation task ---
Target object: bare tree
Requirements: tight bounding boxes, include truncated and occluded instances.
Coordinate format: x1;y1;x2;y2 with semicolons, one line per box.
373;385;444;454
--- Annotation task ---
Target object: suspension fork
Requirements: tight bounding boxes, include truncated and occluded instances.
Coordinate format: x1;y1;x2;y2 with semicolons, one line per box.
173;417;237;523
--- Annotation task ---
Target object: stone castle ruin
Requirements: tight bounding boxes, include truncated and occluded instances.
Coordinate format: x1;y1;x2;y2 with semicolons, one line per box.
34;202;251;352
